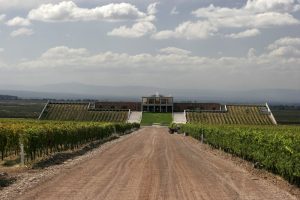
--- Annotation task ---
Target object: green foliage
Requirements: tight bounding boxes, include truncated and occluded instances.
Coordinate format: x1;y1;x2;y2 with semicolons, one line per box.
181;124;300;185
272;110;300;124
141;113;173;126
40;103;128;122
115;123;140;135
0;101;45;119
187;105;273;125
0;119;139;162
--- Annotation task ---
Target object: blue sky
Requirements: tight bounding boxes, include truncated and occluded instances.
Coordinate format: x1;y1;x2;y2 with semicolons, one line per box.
0;0;299;91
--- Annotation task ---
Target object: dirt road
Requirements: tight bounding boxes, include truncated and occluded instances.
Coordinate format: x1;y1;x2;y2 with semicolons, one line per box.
17;127;296;200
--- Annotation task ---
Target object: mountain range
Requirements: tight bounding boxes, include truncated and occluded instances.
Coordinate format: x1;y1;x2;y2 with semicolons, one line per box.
0;83;299;105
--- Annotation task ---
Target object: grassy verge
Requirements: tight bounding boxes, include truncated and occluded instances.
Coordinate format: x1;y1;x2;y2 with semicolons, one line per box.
141;112;172;126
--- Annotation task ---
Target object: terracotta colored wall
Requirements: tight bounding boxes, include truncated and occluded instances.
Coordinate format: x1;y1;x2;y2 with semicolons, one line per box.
173;103;221;112
95;102;141;111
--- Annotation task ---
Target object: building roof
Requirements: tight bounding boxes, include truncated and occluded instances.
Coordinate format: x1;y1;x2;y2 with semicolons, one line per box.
143;92;173;98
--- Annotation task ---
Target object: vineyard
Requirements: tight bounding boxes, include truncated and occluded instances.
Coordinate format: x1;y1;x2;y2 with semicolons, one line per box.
39;103;128;122
180;123;300;185
0;119;139;162
187;105;274;125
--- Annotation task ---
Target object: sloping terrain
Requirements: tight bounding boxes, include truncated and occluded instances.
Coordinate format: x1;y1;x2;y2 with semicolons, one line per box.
187;105;274;125
40;103;128;122
140;112;172;125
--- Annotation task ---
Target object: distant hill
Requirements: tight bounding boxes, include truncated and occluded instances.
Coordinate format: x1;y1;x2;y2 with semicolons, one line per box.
0;83;299;104
0;95;18;100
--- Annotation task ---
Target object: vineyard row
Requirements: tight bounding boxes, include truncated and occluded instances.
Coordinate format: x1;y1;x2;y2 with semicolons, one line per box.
179;124;300;185
0;120;140;162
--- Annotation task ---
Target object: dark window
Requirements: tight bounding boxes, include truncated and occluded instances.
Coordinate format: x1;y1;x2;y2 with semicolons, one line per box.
155;98;160;104
149;99;155;104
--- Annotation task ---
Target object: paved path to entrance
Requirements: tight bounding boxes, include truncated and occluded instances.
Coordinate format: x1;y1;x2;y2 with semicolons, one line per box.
17;127;296;200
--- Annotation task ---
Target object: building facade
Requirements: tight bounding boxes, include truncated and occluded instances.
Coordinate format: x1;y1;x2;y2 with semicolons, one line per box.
94;93;223;112
142;93;173;112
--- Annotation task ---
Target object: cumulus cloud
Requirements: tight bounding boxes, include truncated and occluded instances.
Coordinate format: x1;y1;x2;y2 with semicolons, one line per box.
17;45;232;70
226;29;260;39
6;37;298;89
159;47;191;55
244;0;300;12
10;28;34;37
41;46;89;59
17;37;300;70
192;4;299;29
266;37;300;57
6;16;31;26
155;0;299;40
28;1;147;22
152;20;217;40
106;2;158;38
268;37;300;49
268;46;300;57
108;21;156;38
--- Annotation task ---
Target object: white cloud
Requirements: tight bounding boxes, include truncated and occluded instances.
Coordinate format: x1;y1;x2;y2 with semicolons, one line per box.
155;1;299;40
28;1;147;22
268;46;300;57
192;4;246;20
250;12;299;27
6;16;31;26
41;46;89;59
108;21;156;38
147;2;159;15
10;28;34;37
8;37;299;90
18;37;300;71
245;0;300;13
0;48;4;53
226;29;260;39
268;37;300;49
192;4;299;29
0;14;5;22
266;37;300;57
17;46;225;70
247;48;256;58
0;0;87;11
170;6;179;15
152;20;217;40
159;47;191;55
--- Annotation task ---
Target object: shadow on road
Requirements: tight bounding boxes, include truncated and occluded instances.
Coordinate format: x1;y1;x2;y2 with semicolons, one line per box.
32;135;119;169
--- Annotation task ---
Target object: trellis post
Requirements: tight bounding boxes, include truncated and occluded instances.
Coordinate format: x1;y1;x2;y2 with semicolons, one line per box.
20;143;24;165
